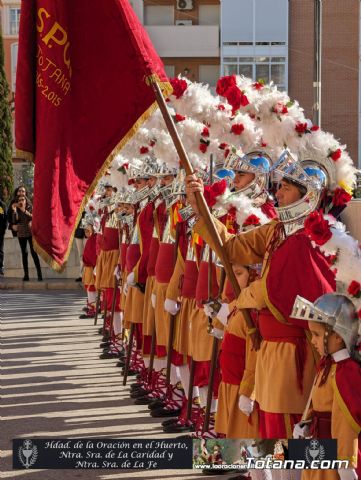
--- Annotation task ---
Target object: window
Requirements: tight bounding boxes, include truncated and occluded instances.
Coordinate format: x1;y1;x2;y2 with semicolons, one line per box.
10;8;21;35
256;64;269;84
164;65;175;78
238;64;253;78
271;64;285;87
199;65;220;88
198;5;220;25
11;43;18;92
222;55;286;90
144;5;174;26
224;64;238;76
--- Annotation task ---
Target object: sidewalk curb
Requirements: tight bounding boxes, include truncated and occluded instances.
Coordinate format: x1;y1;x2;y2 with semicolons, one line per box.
0;279;84;291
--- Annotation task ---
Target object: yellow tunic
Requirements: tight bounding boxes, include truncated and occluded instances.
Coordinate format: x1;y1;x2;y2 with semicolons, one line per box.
302;361;358;480
123;284;133;329
165;253;189;355
129;286;145;324
153;280;170;348
188;308;214;361
216;306;259;438
173;298;192;356
94;249;119;290
82;266;95;287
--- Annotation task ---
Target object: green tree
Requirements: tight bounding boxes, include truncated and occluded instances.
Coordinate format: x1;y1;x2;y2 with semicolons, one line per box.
0;33;14;201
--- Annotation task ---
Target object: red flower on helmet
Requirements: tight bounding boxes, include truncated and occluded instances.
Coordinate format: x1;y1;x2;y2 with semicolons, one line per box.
347;280;361;298
203;180;227;207
311;125;320;131
295;122;308;135
174;113;186;123
202;127;210;137
332;187;352;207
225;85;249;113
231;123;245;135
304;211;332;246
170;77;188;99
243;214;261;227
329;148;342;161
272;102;288;115
140;146;149;155
326;253;337;265
199;143;208;154
216;75;237;97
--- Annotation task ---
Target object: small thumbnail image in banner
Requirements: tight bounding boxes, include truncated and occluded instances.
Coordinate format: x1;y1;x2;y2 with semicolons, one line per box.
193;438;280;471
192;438;343;471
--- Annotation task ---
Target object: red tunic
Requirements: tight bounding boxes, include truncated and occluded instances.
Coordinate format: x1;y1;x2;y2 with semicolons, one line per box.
134;202;154;284
83;234;97;267
102;226;119;251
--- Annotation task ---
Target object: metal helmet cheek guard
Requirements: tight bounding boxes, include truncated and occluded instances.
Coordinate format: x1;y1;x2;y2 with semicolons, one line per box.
271;149;329;226
291;293;359;354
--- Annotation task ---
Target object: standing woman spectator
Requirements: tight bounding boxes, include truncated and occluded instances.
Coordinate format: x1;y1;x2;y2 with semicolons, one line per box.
7;185;29;237
74;212;86;282
11;194;43;281
0;191;7;275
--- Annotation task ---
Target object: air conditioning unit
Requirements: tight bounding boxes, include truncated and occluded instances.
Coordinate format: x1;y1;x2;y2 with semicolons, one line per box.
175;20;193;26
176;0;194;11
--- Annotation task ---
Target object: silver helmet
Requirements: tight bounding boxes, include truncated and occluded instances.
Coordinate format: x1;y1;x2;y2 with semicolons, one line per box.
139;155;159;179
115;187;135;205
291;293;359;354
99;179;113;190
164;169;185;207
271;149;328;225
213;158;235;183
155;162;178;177
224;150;271;199
81;213;101;233
127;164;144;181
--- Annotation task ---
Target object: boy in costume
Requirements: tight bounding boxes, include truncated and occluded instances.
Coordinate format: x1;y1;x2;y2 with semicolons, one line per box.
292;293;360;480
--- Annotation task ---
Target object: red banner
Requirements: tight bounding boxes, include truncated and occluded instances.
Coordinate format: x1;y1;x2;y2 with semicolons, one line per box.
15;0;171;270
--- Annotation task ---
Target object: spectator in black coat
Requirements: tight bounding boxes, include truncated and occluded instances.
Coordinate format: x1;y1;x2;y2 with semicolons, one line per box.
7;185;31;237
0;194;7;275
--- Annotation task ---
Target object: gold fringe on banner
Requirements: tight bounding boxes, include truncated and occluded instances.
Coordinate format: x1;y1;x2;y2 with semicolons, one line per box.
33;80;173;272
15;148;34;163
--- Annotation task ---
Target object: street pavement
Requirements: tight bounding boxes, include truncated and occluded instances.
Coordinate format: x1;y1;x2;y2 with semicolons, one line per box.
0;290;234;480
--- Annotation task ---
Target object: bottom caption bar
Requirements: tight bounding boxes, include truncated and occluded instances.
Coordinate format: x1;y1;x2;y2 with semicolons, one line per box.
13;438;348;470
